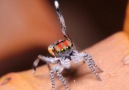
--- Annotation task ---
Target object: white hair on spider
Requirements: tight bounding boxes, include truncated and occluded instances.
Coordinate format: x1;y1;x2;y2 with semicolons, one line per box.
32;0;103;90
54;0;59;9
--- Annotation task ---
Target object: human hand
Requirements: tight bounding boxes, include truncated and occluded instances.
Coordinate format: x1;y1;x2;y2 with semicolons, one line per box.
0;0;129;90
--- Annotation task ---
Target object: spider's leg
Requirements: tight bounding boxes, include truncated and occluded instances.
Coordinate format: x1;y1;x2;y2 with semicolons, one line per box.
81;53;102;81
56;71;70;90
54;0;72;41
90;65;102;81
90;59;103;72
85;53;103;72
50;64;70;90
50;69;55;90
33;55;59;75
33;55;42;75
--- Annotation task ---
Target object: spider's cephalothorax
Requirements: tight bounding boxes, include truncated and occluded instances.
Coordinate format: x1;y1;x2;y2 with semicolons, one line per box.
48;40;73;57
33;0;103;90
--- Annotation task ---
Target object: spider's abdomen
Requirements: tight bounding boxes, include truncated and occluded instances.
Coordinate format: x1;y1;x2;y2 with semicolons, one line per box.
48;40;73;57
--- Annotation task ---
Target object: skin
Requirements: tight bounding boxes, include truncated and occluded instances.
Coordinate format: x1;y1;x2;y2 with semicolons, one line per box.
0;0;63;59
0;0;129;90
0;32;129;90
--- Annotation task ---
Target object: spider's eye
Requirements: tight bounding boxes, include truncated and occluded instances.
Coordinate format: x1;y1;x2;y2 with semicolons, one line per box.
48;45;55;56
56;51;59;53
66;46;70;49
60;49;65;52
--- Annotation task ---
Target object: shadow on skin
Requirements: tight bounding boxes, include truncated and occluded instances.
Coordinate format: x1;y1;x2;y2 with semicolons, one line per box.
0;47;48;77
56;62;102;90
32;61;102;90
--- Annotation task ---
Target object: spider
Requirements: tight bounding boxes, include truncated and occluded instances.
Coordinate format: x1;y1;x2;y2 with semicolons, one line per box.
33;0;103;90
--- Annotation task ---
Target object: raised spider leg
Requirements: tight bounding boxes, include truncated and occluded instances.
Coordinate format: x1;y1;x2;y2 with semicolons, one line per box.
50;64;70;90
54;0;72;41
82;52;102;81
33;55;59;75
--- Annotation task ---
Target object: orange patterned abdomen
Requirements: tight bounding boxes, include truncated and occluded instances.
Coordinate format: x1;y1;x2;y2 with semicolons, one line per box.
48;40;73;56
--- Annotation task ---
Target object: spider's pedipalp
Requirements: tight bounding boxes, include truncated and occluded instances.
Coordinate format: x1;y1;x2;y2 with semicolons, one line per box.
71;50;82;63
60;57;71;69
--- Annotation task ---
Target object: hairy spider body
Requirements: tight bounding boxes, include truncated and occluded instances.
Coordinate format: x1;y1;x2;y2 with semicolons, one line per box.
33;0;103;90
33;40;103;90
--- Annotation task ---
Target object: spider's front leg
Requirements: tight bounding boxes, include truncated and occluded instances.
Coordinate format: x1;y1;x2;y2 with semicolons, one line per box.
80;52;103;81
33;55;59;75
50;64;70;90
